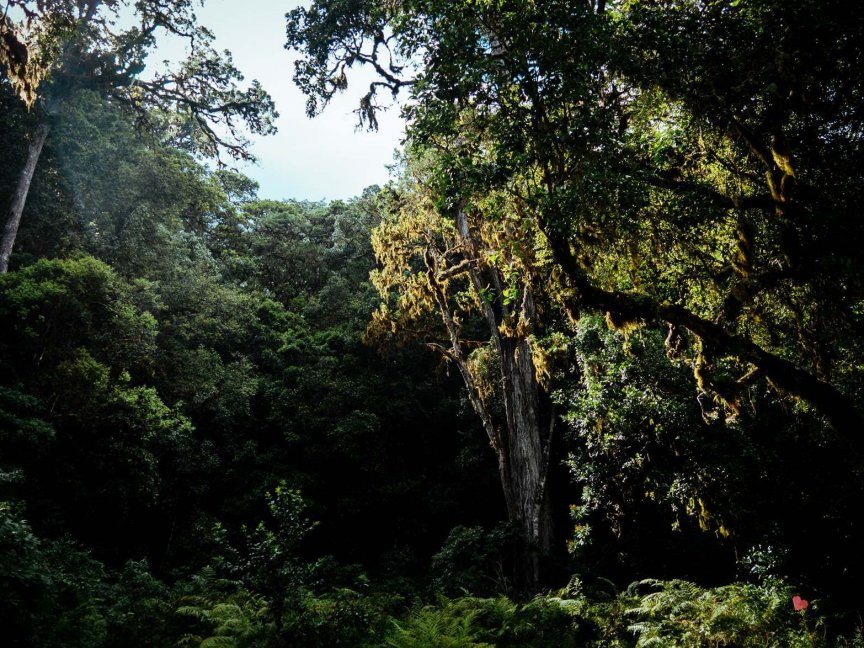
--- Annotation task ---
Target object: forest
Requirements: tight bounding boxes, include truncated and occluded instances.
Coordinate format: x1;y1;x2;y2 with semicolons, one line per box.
2;0;864;646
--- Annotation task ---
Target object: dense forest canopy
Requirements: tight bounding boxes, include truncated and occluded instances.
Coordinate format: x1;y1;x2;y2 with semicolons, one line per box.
3;0;864;646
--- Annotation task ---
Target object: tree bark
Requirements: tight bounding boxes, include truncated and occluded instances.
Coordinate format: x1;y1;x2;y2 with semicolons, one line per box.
421;209;556;591
0;122;49;273
498;333;554;589
453;209;553;591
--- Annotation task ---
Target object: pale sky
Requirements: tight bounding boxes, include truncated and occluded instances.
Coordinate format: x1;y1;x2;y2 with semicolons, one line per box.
149;0;406;201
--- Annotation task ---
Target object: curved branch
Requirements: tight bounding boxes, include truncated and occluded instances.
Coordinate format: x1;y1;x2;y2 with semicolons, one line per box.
541;224;864;446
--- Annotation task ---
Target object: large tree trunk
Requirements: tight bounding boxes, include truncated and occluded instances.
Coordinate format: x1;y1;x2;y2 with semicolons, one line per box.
452;209;554;591
498;333;554;590
0;122;49;273
425;209;556;591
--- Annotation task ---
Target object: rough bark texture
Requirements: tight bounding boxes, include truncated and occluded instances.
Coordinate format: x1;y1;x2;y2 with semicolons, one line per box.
0;122;49;273
453;209;554;591
498;334;554;586
420;208;555;590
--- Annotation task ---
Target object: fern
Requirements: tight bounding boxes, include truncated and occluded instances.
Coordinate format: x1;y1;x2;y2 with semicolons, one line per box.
624;579;819;647
174;589;271;648
385;604;494;648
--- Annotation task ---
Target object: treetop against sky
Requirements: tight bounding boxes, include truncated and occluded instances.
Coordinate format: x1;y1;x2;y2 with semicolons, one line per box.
141;0;404;200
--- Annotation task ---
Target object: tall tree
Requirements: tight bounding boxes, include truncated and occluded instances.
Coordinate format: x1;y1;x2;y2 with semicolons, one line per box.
367;154;561;589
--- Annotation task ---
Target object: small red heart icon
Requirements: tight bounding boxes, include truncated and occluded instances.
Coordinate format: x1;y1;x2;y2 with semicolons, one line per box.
792;595;809;611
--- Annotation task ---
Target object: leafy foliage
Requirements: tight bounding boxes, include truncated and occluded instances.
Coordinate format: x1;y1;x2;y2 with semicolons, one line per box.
430;525;518;597
0;504;107;648
5;1;864;645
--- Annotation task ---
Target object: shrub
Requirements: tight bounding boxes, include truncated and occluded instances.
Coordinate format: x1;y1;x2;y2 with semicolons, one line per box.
430;524;518;597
